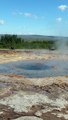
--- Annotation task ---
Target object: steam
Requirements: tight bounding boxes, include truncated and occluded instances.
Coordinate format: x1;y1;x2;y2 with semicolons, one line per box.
56;37;68;53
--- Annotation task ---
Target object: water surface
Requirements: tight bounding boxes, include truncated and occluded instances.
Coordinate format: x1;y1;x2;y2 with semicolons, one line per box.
0;59;68;78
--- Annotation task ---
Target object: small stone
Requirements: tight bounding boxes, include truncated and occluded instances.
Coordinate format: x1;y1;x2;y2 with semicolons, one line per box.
35;111;42;117
0;111;3;114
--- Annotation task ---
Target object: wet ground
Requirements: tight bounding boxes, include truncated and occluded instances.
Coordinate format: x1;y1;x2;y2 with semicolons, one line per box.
0;50;68;120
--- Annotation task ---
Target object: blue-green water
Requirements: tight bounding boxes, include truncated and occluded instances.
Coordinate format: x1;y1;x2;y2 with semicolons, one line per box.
0;60;68;78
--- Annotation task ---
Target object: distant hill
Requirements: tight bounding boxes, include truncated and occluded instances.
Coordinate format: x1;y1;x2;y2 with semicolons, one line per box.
18;35;56;41
0;34;68;41
17;35;68;41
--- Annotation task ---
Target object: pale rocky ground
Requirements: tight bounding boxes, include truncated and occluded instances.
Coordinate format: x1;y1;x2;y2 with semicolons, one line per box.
0;50;68;64
0;50;68;120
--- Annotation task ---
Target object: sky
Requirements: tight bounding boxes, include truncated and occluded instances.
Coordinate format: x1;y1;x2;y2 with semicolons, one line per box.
0;0;68;36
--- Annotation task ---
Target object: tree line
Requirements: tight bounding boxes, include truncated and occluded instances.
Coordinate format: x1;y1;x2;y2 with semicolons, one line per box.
0;34;57;49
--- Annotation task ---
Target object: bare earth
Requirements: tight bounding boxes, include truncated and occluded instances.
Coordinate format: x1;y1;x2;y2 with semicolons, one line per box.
0;50;68;120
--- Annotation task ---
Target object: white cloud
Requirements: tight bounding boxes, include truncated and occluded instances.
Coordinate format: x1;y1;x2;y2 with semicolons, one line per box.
24;13;40;19
24;12;32;17
0;20;5;25
56;17;62;22
58;5;68;11
12;11;42;19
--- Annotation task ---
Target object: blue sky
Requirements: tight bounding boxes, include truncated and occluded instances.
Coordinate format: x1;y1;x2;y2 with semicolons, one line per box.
0;0;68;36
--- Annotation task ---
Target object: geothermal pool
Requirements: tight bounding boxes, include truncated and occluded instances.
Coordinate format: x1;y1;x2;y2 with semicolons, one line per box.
0;59;68;78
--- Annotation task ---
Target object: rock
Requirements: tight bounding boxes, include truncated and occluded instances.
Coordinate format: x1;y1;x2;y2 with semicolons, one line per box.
35;111;42;117
14;116;43;120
